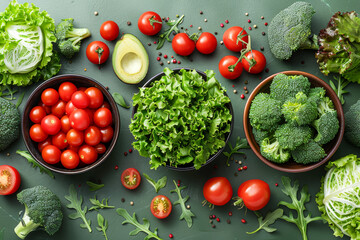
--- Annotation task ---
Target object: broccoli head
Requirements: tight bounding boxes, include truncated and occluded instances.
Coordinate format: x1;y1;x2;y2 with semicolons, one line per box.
14;186;63;239
291;140;326;164
308;87;326;104
260;137;291;164
274;123;312;150
282;92;318;125
317;96;335;114
269;74;311;103
268;1;319;60
0;97;20;151
345;100;360;147
313;111;339;145
249;93;282;131
252;128;270;145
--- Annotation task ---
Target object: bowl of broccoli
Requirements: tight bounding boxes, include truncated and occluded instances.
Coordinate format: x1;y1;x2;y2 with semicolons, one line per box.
243;71;344;173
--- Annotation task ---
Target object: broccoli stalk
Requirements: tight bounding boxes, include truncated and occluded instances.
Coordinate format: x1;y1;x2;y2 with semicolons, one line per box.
14;206;41;239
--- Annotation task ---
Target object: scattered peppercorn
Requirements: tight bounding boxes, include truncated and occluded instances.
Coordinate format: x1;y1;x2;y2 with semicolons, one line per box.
105;86;109;90
6;153;10;157
176;14;179;18
239;160;242;164
248;27;252;30
245;80;248;84
245;12;249;16
129;149;132;153
127;21;131;26
204;19;208;22
212;215;216;219
84;68;87;72
228;212;233;216
200;10;203;14
234;172;238;176
253;24;257;28
265;68;269;73
233;90;237;94
241;94;245;99
231;157;234;161
235;160;238;163
214;32;218;35
94;11;99;16
238;167;242;171
169;233;174;238
220;23;224;28
227;219;231;224
172;59;177;64
243;166;248;170
130;201;134;206
171;56;174;58
198;26;202;30
209;220;213;224
190;24;193;27
163;54;168;59
245;90;249;94
262;32;266;36
181;27;184;30
124;152;128;156
243;86;247;90
216;218;220;222
189;58;193;62
121;198;125;202
167;61;170;64
114;165;119;170
178;61;181;64
212;224;216;228
157;57;161;61
247;19;251;23
265;22;268;26
158;52;162;56
260;46;264;51
275;183;279;187
261;16;264;19
148;43;151;46
220;40;224;45
186;205;191;209
160;62;164;66
209;215;213;219
153;41;157;44
225;19;229;24
241;219;246;223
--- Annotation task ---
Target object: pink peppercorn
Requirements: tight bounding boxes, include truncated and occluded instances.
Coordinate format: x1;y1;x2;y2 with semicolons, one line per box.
220;23;224;28
169;233;174;238
114;165;119;170
248;27;252;30
232;85;235;87
247;19;251;23
241;94;245;99
228;212;233;216
265;22;268;26
225;20;229;24
275;183;279;187
212;215;216;219
238;167;242;171
172;59;177;63
216;218;220;222
178;61;181;64
243;166;248;170
164;55;168;59
190;24;193;27
129;149;132;153
241;219;246;223
153;41;157;44
124;152;128;156
157;57;161;61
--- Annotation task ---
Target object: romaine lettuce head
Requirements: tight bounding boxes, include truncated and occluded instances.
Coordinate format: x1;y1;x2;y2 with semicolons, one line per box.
316;154;360;239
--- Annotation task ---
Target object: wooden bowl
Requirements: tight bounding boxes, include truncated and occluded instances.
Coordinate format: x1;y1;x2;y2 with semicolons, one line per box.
243;71;344;173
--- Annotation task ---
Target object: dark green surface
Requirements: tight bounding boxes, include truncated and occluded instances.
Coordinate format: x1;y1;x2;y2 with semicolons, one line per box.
0;0;359;239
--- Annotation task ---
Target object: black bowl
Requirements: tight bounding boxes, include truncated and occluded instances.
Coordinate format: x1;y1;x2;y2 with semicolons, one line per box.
22;74;120;174
131;68;234;171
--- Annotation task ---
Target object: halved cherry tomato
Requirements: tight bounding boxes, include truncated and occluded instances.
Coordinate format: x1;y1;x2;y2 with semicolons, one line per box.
121;168;141;190
29;106;47;123
59;82;77;102
41;115;61;135
100;126;114;143
52;132;68;150
41;88;59;106
150;195;172;219
61;150;80;169
223;26;249;52
172;33;195;56
51;100;66;118
0;165;21;195
85;87;104;109
138;11;162;36
86;41;110;65
241;50;266;74
100;21;119;41
30;124;48;142
42;145;61;164
71;91;90;109
94;107;112;128
203;177;233;206
78;145;98;164
69;109;90;131
196;32;217;54
218;56;243;80
94;143;106;154
60;115;71;133
84;126;101;146
235;179;270;211
66;129;84;147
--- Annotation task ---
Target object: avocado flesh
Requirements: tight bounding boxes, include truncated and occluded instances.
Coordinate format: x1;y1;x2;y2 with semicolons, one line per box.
112;34;149;84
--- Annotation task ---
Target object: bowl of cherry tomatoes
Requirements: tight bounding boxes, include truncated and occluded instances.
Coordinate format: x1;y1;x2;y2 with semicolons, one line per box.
22;74;120;174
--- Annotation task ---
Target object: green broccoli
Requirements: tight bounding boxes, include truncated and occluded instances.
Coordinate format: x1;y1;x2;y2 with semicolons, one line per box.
308;87;326;103
269;74;311;103
260;137;291;163
345;100;360;147
274;123;312;150
14;186;63;239
317;96;334;114
291;140;326;164
0;97;20;151
282;92;318;125
249;93;282;131
252;128;270;145
55;18;91;59
268;1;319;60
313;111;339;145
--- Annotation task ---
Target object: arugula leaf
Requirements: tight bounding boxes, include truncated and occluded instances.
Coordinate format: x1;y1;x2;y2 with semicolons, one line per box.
16;150;54;178
96;213;109;240
89;196;115;211
156;15;184;50
279;176;323;240
116;208;162;240
222;136;250;166
170;180;195;228
143;174;167;193
65;184;92;232
0;228;4;240
112;92;130;109
247;209;283;234
329;76;349;105
15;92;24;108
86;181;104;191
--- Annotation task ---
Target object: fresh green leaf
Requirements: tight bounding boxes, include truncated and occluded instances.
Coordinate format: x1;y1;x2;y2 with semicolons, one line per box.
143;174;167;193
156;15;184;50
0;228;4;240
222;136;250;166
65;184;92;232
116;208;162;240
112;92;130;109
329;76;349;105
89;196;115;211
15;92;24;108
16;150;54;178
246;209;283;234
170;180;195;228
0;85;17;100
86;181;104;191
96;213;109;240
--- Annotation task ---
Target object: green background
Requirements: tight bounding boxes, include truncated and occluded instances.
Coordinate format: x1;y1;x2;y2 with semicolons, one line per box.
1;0;359;239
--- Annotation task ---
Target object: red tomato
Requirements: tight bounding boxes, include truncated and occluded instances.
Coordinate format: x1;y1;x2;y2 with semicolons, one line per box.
236;179;270;211
78;145;98;164
84;109;94;125
172;33;195;56
100;102;111;109
241;50;266;74
60;115;71;133
196;32;217;54
85;87;104;109
84;126;102;146
51;100;66;118
121;168;141;190
69;109;90;131
58;82;77;102
203;177;233;206
0;165;21;195
218;56;243;80
150;195;172;219
29;106;47;123
71;91;90;109
38;101;51;114
38;138;52;152
100;126;114;143
138;11;162;36
41;115;61;135
52;132;68;150
66;129;84;147
100;21;119;41
65;101;77;115
30;124;48;142
67;145;80;153
223;26;249;52
94;143;106;154
42;145;61;164
61;150;80;169
41;88;59;106
94;108;112;128
86;41;110;65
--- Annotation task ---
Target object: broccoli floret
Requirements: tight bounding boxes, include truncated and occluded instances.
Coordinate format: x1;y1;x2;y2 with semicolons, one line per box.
268;1;319;60
260;137;291;163
14;186;63;239
282;92;318;125
308;87;326;104
317;96;334;114
269;74;311;103
252;128;270;145
291;140;327;164
55;18;91;59
313;111;339;145
345;100;360;147
274;123;312;150
249;93;282;131
0;97;20;151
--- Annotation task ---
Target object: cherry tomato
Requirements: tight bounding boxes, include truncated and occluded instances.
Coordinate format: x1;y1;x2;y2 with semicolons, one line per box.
84;108;94;125
218;56;243;80
85;87;104;109
42;145;61;164
100;126;114;143
67;145;80;153
241;50;266;74
84;126;102;146
29;106;47;123
38;101;51;114
203;177;233;206
41;88;59;106
100;102;111;109
51;100;66;118
94;107;112;128
52;132;68;150
121;168;141;190
138;11;162;36
100;21;119;41
196;32;217;54
223;26;249;52
0;165;21;195
61;150;80;169
78;145;98;164
94;143;106;154
41;115;61;135
60;115;71;133
59;82;77;102
71;91;90;109
172;33;196;56
69;109;90;131
29;124;48;142
86;41;110;65
65;101;77;115
236;179;270;211
150;195;172;219
66;129;84;147
38;137;52;152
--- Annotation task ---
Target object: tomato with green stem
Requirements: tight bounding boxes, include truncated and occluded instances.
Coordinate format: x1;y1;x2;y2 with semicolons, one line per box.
66;129;84;147
218;56;243;80
52;132;68;150
61;150;80;169
0;165;21;195
223;26;249;52
172;33;196;56
69;109;90;131
234;179;270;211
241;50;266;74
121;168;141;190
41;115;61;135
150;195;172;219
100;21;119;41
138;11;162;36
196;32;217;54
203;177;233;206
78;145;98;164
84;126;101;146
86;41;110;65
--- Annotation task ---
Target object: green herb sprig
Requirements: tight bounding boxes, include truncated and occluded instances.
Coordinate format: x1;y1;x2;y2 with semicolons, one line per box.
112;92;130;109
143;174;167;193
96;214;109;240
329;76;350;105
86;181;104;191
157;15;184;50
89;196;114;211
16;150;54;178
223;136;250;166
247;209;283;234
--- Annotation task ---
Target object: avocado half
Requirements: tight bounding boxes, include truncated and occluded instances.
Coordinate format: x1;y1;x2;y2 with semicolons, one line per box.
112;34;149;84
